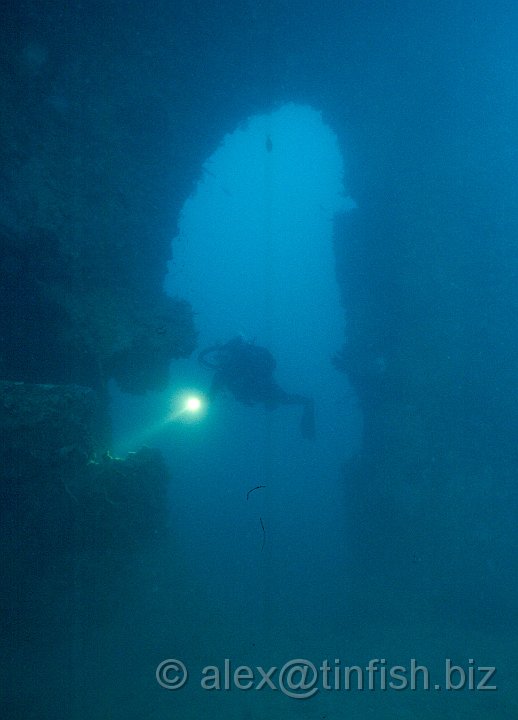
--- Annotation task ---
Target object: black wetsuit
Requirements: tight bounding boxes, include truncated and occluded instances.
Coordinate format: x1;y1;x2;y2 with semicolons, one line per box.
199;337;315;438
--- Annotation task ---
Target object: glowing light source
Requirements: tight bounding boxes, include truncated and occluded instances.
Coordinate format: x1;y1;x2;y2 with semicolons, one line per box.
185;395;202;412
167;390;206;423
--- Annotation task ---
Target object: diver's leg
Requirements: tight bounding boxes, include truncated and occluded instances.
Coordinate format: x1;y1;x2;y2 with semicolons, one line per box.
270;386;315;439
299;397;315;439
208;372;225;401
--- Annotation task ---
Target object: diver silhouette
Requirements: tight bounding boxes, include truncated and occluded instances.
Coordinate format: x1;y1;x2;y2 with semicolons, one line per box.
198;336;315;439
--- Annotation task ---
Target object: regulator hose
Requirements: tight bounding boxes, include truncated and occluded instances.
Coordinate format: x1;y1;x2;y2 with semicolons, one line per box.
198;345;224;369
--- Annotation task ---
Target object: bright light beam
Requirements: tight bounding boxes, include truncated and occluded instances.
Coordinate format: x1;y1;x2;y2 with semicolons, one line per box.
168;391;206;422
185;396;202;412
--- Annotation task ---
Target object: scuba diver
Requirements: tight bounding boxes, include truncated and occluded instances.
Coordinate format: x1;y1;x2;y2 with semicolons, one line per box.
199;336;315;439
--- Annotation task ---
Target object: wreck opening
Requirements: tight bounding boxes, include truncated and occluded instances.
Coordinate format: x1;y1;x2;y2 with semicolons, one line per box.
137;105;364;685
165;102;358;449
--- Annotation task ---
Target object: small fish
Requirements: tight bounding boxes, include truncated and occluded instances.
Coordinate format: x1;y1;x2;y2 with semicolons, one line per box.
247;484;266;500
265;134;273;152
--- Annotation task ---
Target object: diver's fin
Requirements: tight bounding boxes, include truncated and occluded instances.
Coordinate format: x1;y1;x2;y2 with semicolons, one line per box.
300;399;315;440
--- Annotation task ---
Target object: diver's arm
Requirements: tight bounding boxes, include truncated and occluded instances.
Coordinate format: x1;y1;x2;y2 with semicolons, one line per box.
273;388;315;439
276;390;312;407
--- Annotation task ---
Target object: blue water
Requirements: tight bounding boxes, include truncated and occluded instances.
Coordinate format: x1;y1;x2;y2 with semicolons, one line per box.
3;0;518;717
110;103;362;716
108;103;514;718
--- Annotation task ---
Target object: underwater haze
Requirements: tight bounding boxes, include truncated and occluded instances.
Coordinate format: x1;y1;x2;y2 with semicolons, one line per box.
2;1;518;719
110;100;361;718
